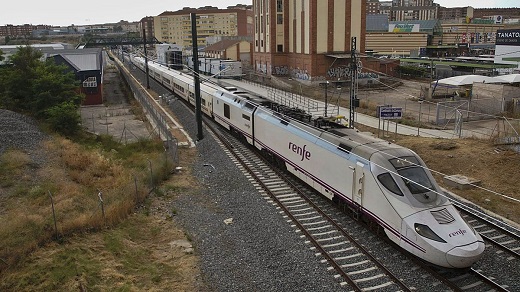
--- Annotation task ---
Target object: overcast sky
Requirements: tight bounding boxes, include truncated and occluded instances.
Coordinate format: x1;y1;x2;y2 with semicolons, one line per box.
1;0;518;27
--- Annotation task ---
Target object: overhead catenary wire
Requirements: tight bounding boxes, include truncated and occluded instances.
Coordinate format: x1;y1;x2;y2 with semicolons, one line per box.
131;52;520;206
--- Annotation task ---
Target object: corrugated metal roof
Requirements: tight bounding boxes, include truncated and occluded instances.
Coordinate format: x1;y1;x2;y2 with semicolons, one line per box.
45;48;102;71
61;54;100;71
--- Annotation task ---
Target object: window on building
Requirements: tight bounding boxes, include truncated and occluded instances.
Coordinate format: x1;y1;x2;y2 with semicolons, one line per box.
277;0;283;12
83;77;97;88
277;44;283;52
277;14;283;24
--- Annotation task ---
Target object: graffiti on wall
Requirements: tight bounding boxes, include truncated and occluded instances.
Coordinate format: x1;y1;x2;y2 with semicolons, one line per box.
327;66;378;80
327;66;352;78
273;65;289;76
292;68;310;81
256;62;268;74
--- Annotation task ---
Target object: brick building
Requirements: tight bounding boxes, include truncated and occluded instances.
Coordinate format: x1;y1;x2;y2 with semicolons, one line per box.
391;0;438;21
367;0;380;14
154;5;253;48
473;8;520;20
252;0;366;81
0;24;51;37
139;17;155;40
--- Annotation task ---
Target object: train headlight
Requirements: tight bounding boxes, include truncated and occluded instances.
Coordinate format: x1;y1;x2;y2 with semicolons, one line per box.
414;223;447;243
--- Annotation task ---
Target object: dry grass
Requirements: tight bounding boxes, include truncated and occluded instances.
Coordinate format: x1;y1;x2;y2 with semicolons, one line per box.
0;134;170;275
0;142;203;291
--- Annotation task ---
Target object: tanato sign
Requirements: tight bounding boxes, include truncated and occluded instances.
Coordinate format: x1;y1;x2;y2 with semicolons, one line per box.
496;29;520;46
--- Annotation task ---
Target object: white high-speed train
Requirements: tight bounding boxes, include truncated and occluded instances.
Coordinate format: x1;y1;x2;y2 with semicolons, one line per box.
130;55;484;268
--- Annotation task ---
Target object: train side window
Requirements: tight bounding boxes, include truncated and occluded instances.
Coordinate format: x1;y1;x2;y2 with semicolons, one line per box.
377;173;403;196
224;104;230;119
337;143;352;153
242;114;250;121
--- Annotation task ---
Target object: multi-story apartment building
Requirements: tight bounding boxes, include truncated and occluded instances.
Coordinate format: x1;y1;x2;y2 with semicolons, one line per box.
153;5;253;48
437;6;474;22
367;0;380;14
473;8;520;20
391;0;438;21
116;21;140;33
0;24;52;37
379;1;393;18
253;0;366;80
139;17;155;40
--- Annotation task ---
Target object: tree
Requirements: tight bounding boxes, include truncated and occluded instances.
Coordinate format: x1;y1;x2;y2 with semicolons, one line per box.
0;46;43;110
30;58;83;118
0;45;84;135
45;101;82;136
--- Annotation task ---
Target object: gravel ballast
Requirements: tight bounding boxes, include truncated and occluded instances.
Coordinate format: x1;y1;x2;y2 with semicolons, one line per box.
146;79;345;290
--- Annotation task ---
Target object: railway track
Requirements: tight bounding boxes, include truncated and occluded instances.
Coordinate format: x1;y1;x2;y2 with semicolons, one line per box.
210;126;414;291
207;120;517;291
451;200;520;291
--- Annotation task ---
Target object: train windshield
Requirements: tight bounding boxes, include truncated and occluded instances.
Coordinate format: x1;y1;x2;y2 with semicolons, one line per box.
389;156;437;204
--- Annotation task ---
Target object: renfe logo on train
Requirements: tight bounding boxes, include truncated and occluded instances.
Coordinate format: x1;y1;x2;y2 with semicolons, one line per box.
289;142;311;161
449;229;468;238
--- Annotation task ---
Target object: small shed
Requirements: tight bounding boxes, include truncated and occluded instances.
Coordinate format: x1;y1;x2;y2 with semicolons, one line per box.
46;48;103;105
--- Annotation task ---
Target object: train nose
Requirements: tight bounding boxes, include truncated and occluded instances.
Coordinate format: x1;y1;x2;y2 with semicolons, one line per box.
445;241;485;268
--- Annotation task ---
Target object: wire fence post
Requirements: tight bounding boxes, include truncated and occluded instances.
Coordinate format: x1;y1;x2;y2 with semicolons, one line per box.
48;191;58;240
106;109;110;135
148;160;154;190
91;113;95;133
134;175;139;203
98;191;106;226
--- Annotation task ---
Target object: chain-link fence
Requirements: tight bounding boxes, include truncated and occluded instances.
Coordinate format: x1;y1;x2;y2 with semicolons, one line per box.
117;62;179;169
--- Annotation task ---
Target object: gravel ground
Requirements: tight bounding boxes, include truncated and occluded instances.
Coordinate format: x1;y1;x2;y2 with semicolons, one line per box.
0;109;47;162
143;75;346;290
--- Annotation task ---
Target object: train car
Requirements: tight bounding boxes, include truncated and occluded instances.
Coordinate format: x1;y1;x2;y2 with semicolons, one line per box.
241;105;484;268
132;56;218;116
127;53;485;268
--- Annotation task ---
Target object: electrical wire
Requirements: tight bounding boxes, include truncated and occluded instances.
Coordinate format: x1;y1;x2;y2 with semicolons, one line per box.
129;52;520;206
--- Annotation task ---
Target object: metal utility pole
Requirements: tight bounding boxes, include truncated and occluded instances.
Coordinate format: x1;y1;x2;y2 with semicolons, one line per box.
191;13;203;141
349;37;358;128
324;81;329;117
143;28;150;89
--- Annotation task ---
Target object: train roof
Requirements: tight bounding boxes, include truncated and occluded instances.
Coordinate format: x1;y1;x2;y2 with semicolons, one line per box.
325;128;403;160
286;120;404;161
